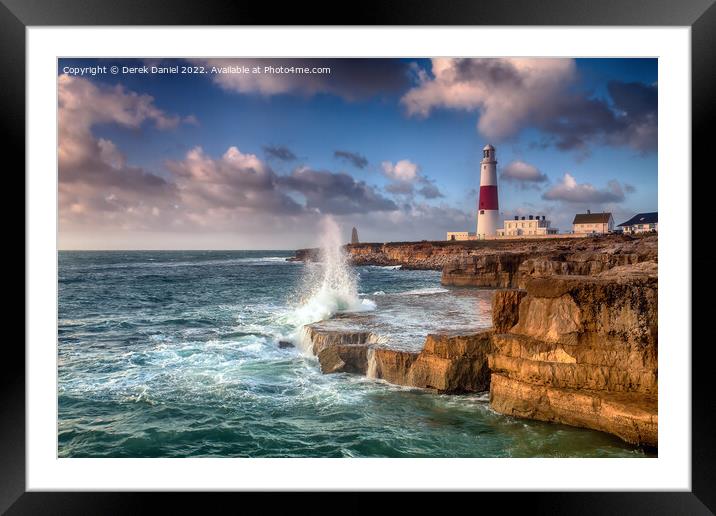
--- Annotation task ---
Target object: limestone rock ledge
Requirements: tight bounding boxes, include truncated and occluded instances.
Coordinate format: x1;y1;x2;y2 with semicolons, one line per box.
290;234;657;276
490;374;657;447
441;235;657;288
487;274;658;447
301;266;658;447
302;325;493;393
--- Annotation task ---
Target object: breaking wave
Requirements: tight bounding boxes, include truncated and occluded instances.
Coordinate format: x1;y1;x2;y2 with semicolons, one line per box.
289;217;375;332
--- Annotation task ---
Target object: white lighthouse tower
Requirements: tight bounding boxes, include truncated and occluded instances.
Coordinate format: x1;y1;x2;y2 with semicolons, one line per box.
476;144;499;238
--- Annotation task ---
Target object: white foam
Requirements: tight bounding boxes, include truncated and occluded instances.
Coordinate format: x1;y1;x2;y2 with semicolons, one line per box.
399;287;449;296
297;216;374;321
287;216;375;348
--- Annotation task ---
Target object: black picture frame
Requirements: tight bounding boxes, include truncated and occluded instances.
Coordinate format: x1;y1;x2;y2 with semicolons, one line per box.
6;0;713;512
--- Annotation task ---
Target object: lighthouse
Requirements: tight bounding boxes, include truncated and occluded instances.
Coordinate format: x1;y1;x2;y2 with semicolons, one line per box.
476;144;499;238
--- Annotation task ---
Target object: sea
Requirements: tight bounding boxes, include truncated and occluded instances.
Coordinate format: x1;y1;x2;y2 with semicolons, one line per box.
58;244;653;458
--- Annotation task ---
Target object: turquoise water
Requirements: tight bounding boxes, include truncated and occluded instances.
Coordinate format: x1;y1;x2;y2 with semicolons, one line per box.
58;250;650;458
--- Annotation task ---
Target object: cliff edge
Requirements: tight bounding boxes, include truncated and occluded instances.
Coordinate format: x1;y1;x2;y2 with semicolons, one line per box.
290;234;657;286
297;235;658;447
488;273;658;447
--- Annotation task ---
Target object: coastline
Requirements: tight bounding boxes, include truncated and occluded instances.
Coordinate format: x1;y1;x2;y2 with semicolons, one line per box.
294;234;658;448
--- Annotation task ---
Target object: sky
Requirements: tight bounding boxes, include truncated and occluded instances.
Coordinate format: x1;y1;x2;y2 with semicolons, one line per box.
57;58;657;250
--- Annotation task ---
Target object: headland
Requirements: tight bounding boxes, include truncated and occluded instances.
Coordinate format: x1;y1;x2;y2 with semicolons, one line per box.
291;233;658;448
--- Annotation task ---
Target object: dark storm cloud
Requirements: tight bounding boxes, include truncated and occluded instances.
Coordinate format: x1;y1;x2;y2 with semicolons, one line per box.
452;58;525;88
538;95;622;151
403;59;657;154
606;81;658;152
279;167;398;215
323;59;412;100
334;150;369;169
609;81;658;119
61;149;173;193
537;82;657;153
263;145;297;162
193;58;411;101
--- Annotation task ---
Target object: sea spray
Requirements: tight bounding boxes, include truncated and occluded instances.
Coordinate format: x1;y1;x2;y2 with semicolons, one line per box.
289;216;375;351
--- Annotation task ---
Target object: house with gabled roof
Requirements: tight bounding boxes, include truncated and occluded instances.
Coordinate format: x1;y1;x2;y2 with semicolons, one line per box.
617;212;658;234
572;210;614;234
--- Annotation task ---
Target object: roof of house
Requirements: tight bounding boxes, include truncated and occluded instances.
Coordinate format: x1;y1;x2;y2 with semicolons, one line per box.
572;212;613;224
617;212;658;227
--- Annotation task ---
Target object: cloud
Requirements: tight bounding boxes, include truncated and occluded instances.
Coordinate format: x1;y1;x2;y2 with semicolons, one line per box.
381;159;443;199
402;58;576;140
263;145;297;161
605;81;658;152
279;167;397;215
385;181;415;195
58;75;188;230
166;146;304;215
417;182;443;199
401;58;657;153
191;58;410;101
58;74;401;232
501;160;548;188
381;159;419;182
542;173;629;203
334;150;368;169
59;75;182;180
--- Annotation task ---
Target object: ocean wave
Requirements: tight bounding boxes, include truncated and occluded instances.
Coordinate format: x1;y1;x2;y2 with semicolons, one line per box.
398;287;449;296
65;256;292;271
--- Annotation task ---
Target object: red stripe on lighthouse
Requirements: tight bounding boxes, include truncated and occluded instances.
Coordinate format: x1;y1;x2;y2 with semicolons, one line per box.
478;185;499;211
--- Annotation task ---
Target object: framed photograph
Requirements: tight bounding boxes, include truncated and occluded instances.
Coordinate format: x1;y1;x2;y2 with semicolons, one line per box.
9;0;712;511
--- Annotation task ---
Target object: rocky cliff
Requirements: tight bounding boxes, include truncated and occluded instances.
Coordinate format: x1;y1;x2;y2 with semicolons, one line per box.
488;273;658;447
296;234;658;447
290;234;657;287
442;234;657;288
302;324;493;393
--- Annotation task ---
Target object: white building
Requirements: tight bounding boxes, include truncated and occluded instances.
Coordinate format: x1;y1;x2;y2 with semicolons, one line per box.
497;215;559;237
572;211;614;234
446;231;476;241
617;212;658;234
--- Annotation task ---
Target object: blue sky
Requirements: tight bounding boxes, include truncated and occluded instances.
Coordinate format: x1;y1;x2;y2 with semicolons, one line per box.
57;58;657;249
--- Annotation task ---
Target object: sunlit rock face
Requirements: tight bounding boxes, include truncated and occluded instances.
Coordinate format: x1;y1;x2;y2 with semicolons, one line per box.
300;235;659;448
302;289;494;393
488;273;658;447
441;234;657;289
